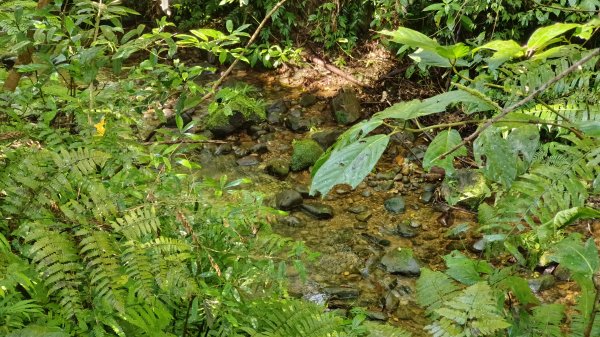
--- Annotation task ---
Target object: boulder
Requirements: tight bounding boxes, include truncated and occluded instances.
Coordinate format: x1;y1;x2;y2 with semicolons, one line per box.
331;88;361;125
290;139;324;171
275;190;303;210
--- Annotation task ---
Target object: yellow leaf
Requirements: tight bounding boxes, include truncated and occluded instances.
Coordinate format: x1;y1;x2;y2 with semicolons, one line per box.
94;118;106;137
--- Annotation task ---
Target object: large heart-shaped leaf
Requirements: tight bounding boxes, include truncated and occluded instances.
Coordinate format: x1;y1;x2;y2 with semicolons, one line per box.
310;134;390;196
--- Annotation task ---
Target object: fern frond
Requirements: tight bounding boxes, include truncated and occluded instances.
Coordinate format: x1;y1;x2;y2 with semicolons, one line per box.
426;282;510;337
51;148;109;177
416;268;460;314
26;227;84;319
77;229;125;313
112;207;160;240
362;321;412;337
121;241;157;302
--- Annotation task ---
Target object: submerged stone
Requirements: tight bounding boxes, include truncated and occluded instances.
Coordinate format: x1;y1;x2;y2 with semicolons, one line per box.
331;88;361;125
384;196;406;214
381;248;421;276
301;202;334;219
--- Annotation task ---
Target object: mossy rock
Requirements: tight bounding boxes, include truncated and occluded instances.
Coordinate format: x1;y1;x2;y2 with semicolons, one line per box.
290;139;324;171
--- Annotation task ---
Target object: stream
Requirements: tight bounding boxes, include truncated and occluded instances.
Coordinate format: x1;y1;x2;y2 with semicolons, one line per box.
176;68;480;336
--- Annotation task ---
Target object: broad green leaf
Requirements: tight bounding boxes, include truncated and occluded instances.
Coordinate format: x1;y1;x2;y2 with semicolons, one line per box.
435;43;471;60
497;275;539;305
549;234;599;277
373;99;423;120
423;130;466;174
527;23;579;52
374;91;492;121
379;27;440;51
333;119;384;148
310;134;389;196
473;127;517;188
473;40;524;70
443;251;493;285
409;49;452;67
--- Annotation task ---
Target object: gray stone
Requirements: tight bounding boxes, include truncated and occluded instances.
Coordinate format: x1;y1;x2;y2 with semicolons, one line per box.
301;202;334;219
265;159;289;178
250;143;268;154
381;248;421;276
311;128;344;150
528;275;556;293
347;205;368;214
361;233;391;247
365;310;388;321
323;287;359;300
236;155;260;166
275;190;303;210
376;180;395;191
384;196;406;214
396;223;417;238
471;238;486;252
267;100;287;124
376;171;396;180
354;222;368;230
331;88;361;125
293;185;311;198
285;115;311;132
278;216;304;227
420;190;434;204
299;93;317;107
214;143;232;155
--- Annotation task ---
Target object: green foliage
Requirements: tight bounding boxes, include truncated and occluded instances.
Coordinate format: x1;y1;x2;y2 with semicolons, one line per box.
206;83;266;129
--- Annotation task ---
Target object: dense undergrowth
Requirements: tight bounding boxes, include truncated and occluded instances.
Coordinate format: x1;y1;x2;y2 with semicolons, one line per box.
1;0;600;336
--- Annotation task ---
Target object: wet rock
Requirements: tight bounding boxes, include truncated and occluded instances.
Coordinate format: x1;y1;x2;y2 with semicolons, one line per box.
291;139;324;171
365;310;388;321
361;189;372;197
278;215;304;227
267;100;287;124
420;184;436;203
553;265;571;281
299;93;317;107
355;211;372;222
301;202;334;219
331;88;361;125
441;169;491;208
406;145;427;161
396;222;417;238
384;196;406;214
250;143;268;154
285;114;311;132
376;171;396;180
275;190;303;210
311;128;344;150
384;291;400;312
528;274;556;293
375;180;395;191
293;185;311;198
258;132;276;143
362;233;391;247
381;248;421;276
207;111;258;138
265;159;290;178
236;155;260;166
347;205;368;214
323;287;360;300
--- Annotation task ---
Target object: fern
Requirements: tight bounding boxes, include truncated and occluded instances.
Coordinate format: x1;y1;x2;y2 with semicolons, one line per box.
425;282;510;337
416;268;460;314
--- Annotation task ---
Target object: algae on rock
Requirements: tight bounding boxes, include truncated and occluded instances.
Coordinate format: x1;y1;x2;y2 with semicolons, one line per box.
291;139;324;171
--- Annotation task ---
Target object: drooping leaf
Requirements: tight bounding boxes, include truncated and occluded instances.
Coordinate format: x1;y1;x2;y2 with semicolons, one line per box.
423;130;466;174
527;23;579;53
310;134;390;196
548;234;599;277
379;27;440;51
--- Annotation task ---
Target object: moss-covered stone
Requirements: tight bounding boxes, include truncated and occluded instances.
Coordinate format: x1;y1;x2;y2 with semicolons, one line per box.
290;139;324;171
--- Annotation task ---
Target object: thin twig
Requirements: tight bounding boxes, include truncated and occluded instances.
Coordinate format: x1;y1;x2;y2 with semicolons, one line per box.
438;48;600;160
